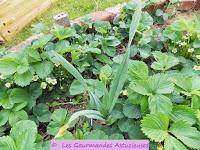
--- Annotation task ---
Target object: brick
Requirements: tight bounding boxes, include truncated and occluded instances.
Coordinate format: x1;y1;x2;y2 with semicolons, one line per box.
90;11;116;22
146;0;168;13
177;0;196;11
194;0;200;10
72;11;116;27
53;13;71;27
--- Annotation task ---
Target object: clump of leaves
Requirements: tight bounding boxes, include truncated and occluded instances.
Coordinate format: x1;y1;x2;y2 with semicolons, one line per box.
164;18;200;70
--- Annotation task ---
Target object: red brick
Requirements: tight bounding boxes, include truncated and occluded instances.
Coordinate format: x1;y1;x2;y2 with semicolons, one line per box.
146;0;168;13
72;11;116;27
177;0;196;11
90;11;116;22
194;0;200;10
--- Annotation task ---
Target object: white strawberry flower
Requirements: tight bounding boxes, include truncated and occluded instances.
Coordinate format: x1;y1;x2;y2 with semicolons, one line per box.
41;82;47;89
5;83;11;88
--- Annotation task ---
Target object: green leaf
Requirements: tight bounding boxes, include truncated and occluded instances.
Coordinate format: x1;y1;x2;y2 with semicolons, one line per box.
128;124;146;139
170;121;200;149
16;58;29;74
0;91;14;109
32;34;53;49
51;108;68;124
10;120;37;150
33;61;53;79
129;80;151;96
0;58;18;75
148;94;172;114
191;95;200;110
33;103;51;123
170;105;196;125
193;39;200;48
172;74;192;92
0;136;16;150
47;109;68;136
99;65;112;82
53;25;76;40
109;133;124;139
9;110;28;126
141;113;169;142
25;48;41;62
151;51;179;71
148;74;174;94
128;61;149;80
123;104;141;119
85;48;101;54
14;71;32;87
108;4;142;114
9;88;29;104
164;135;187;150
84;130;108;139
118;119;134;132
0;110;10;126
28;83;42;109
141;12;153;28
94;21;111;34
69;80;85;95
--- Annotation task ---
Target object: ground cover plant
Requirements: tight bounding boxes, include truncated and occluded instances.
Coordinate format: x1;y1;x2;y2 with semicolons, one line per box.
0;0;200;150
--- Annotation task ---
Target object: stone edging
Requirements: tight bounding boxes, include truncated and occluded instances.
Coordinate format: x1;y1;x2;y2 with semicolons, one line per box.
9;0;200;52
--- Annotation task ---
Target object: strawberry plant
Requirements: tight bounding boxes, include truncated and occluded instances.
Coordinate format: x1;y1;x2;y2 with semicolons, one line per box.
0;1;200;149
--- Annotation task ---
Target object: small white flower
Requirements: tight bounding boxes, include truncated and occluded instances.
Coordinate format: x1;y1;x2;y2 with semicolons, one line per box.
172;48;178;53
193;65;200;71
147;26;151;30
196;55;200;59
188;48;194;53
183;36;188;40
41;82;47;89
32;75;39;81
5;83;11;88
46;77;52;84
0;74;5;80
54;63;60;67
51;79;57;85
122;90;128;96
60;86;64;90
181;42;187;46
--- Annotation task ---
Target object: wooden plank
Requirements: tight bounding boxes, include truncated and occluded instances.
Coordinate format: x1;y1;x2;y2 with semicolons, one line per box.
0;0;55;41
0;35;5;44
0;0;39;29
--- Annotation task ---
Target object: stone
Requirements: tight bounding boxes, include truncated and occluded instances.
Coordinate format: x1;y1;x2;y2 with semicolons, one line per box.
105;5;122;15
9;34;42;52
53;12;71;27
90;11;116;22
177;0;196;11
146;0;168;13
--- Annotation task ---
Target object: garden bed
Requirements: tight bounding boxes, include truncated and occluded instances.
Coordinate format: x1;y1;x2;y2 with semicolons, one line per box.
0;0;200;150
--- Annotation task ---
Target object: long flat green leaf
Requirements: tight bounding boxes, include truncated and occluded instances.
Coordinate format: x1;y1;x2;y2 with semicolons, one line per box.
108;3;142;113
48;51;101;110
55;110;104;138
